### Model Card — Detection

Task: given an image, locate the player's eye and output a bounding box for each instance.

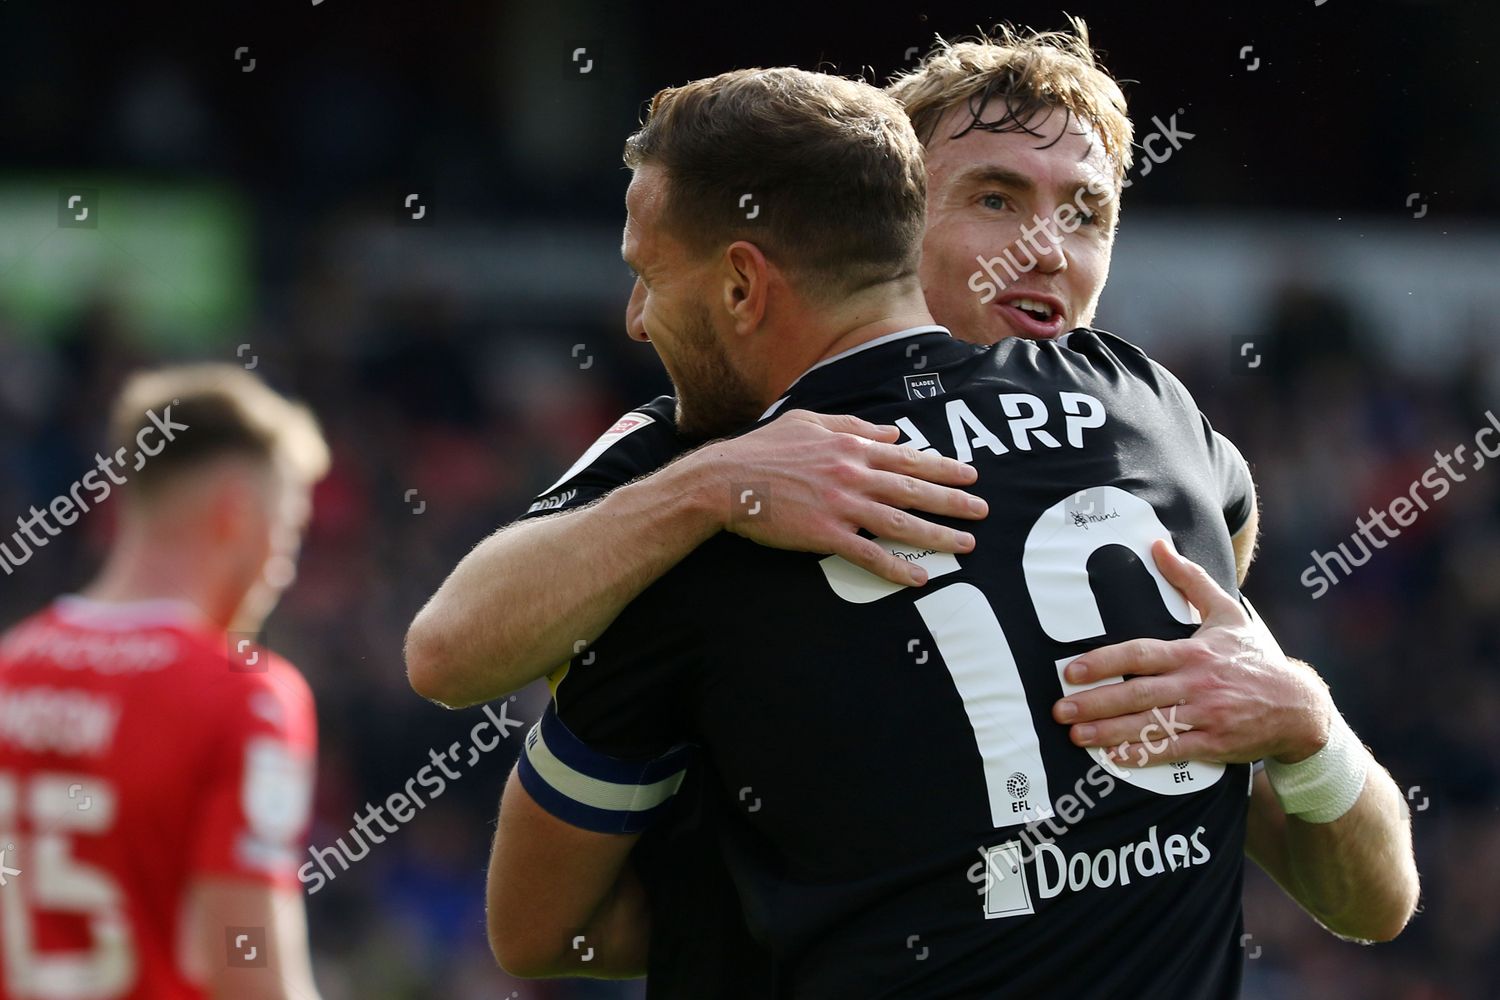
[1077,201,1115,230]
[979,192,1010,212]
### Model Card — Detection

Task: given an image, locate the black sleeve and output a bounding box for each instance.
[517,395,685,520]
[1202,421,1255,536]
[515,569,701,834]
[1092,331,1254,536]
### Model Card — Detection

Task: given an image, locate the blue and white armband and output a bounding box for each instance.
[517,703,694,834]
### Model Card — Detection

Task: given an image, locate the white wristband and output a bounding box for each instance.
[1263,712,1371,823]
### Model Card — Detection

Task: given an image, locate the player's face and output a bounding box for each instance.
[622,165,763,439]
[919,100,1119,345]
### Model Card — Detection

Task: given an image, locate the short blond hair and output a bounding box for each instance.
[109,364,330,494]
[886,17,1133,185]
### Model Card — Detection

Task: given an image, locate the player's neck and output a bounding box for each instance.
[82,530,239,630]
[762,292,936,404]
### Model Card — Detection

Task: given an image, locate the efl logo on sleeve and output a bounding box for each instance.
[904,373,945,400]
[607,414,649,435]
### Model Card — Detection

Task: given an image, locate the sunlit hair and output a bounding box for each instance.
[109,364,330,498]
[886,16,1134,187]
[623,67,926,302]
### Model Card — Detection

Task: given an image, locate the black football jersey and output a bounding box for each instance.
[519,326,1256,998]
[628,760,775,999]
[516,396,770,998]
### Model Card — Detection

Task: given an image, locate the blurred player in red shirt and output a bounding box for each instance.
[0,365,329,999]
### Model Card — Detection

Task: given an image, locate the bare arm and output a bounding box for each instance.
[1230,493,1258,585]
[1238,477,1416,938]
[407,410,985,708]
[180,879,323,1000]
[1245,765,1418,942]
[1057,539,1418,943]
[487,768,645,978]
[408,455,722,708]
[1231,496,1419,940]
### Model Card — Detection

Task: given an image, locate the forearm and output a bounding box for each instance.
[407,452,725,707]
[1247,764,1419,942]
[529,867,651,979]
[488,769,645,979]
[187,882,324,1000]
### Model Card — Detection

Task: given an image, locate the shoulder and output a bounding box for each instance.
[972,327,1191,404]
[0,607,58,657]
[1003,327,1158,377]
[586,395,682,467]
[545,395,680,480]
[623,394,678,424]
[179,633,318,747]
[524,396,684,516]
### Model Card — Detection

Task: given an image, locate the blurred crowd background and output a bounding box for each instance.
[1,1,1496,997]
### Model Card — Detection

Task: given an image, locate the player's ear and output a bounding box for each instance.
[722,240,770,336]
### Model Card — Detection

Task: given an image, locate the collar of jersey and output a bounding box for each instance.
[54,594,210,631]
[759,324,952,422]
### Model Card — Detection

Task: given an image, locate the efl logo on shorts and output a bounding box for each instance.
[904,373,945,400]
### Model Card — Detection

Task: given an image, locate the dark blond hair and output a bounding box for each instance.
[110,364,329,496]
[887,17,1133,185]
[624,67,926,300]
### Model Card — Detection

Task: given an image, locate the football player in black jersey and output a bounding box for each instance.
[410,21,1418,997]
[474,61,1413,996]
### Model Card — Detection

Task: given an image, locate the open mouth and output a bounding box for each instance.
[996,294,1067,338]
[1012,298,1055,323]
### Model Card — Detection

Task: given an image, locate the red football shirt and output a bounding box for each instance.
[0,597,317,1000]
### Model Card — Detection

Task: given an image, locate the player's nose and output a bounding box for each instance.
[1033,229,1067,275]
[625,280,650,342]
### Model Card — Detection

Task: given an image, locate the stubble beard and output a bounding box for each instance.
[670,303,764,442]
